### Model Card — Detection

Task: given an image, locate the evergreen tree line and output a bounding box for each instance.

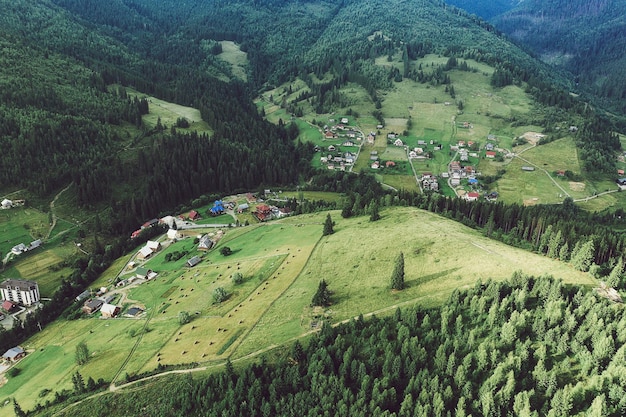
[48,274,626,416]
[307,171,626,270]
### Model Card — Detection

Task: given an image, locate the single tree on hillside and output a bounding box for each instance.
[323,213,334,236]
[75,341,89,365]
[369,200,381,222]
[391,252,405,290]
[312,279,331,307]
[213,287,229,303]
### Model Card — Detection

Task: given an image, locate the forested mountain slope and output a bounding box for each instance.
[492,0,626,112]
[444,0,520,20]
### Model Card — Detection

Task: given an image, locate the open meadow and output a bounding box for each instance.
[1,207,598,409]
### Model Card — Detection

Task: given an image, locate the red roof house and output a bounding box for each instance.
[486,151,496,158]
[2,300,17,312]
[188,210,201,221]
[466,192,480,201]
[255,204,273,221]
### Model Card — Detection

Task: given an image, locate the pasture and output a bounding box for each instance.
[218,41,248,82]
[122,87,212,134]
[3,207,599,409]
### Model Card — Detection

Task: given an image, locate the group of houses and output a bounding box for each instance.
[253,204,292,222]
[11,239,42,256]
[421,173,440,191]
[137,240,161,260]
[1,199,25,210]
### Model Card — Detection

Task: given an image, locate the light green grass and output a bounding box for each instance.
[218,41,248,82]
[6,208,598,408]
[121,86,212,134]
[234,207,595,357]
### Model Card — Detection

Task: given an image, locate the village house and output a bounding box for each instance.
[394,138,404,147]
[254,204,273,221]
[76,289,91,302]
[125,307,143,318]
[141,218,159,229]
[2,300,17,313]
[340,117,349,124]
[188,210,201,221]
[486,151,496,158]
[465,192,480,201]
[101,303,120,318]
[324,131,336,139]
[3,346,26,362]
[451,173,461,187]
[198,234,214,251]
[187,256,202,268]
[409,150,418,159]
[0,279,40,307]
[82,299,104,315]
[137,240,161,260]
[167,228,180,240]
[1,199,12,209]
[237,203,249,213]
[11,243,27,255]
[371,161,380,169]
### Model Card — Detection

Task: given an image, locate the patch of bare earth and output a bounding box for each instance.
[523,198,540,206]
[521,132,545,145]
[569,182,585,192]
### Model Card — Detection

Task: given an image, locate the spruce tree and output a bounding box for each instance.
[369,200,381,222]
[312,280,331,306]
[323,213,334,236]
[391,252,405,290]
[607,258,624,288]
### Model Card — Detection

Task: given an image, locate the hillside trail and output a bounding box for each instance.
[46,183,72,240]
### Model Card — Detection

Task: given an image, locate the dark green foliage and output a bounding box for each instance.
[311,279,331,307]
[47,274,626,416]
[13,399,26,417]
[322,213,334,236]
[178,311,190,325]
[7,367,21,377]
[219,246,232,256]
[213,287,228,304]
[75,342,89,365]
[391,252,405,290]
[72,371,85,393]
[231,272,244,285]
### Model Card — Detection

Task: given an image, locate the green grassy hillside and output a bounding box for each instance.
[1,207,597,410]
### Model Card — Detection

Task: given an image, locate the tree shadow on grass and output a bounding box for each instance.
[407,267,461,288]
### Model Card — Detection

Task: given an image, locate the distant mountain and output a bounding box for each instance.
[492,0,626,112]
[444,0,521,20]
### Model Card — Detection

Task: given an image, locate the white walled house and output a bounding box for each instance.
[0,279,40,306]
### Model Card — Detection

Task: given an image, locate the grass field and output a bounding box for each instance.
[121,86,213,135]
[218,41,248,82]
[2,207,599,409]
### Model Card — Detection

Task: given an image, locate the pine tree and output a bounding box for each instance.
[75,341,89,365]
[570,239,594,272]
[369,200,381,222]
[323,213,334,236]
[391,252,405,290]
[607,258,623,288]
[312,280,331,306]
